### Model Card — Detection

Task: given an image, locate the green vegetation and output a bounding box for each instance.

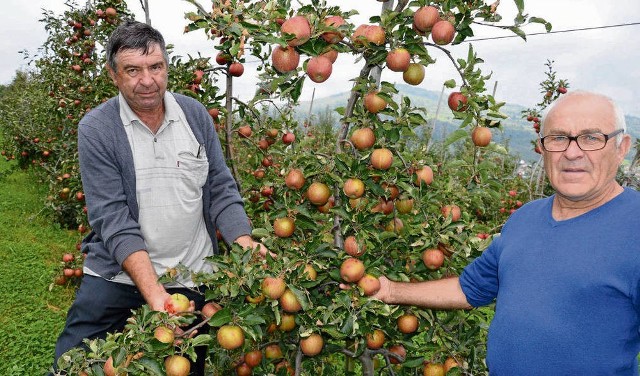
[0,160,77,376]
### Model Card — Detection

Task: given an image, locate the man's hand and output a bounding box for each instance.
[234,235,273,257]
[370,275,392,303]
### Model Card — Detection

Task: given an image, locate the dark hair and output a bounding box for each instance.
[106,20,169,71]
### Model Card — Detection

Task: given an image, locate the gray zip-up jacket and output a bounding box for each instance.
[78,93,251,280]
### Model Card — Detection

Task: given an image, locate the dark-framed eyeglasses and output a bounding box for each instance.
[539,129,624,152]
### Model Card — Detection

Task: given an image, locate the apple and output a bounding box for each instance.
[358,274,381,296]
[272,45,300,73]
[238,125,252,138]
[370,148,393,170]
[306,182,331,206]
[306,56,333,83]
[395,198,414,214]
[300,333,324,356]
[62,253,75,262]
[216,52,232,65]
[363,91,387,113]
[302,263,317,280]
[471,126,492,147]
[317,196,335,213]
[447,91,468,111]
[441,204,461,221]
[397,313,419,334]
[340,257,365,283]
[413,6,440,32]
[165,355,190,376]
[350,127,376,150]
[217,324,245,350]
[381,182,400,199]
[105,7,117,18]
[257,138,269,150]
[261,276,286,299]
[389,344,406,364]
[154,325,175,344]
[557,86,568,94]
[352,24,385,46]
[443,357,461,373]
[403,63,425,85]
[201,301,223,319]
[275,360,294,376]
[320,47,339,63]
[279,288,302,312]
[285,168,306,190]
[385,218,404,234]
[282,131,296,144]
[244,350,263,367]
[193,69,204,84]
[422,248,445,270]
[366,329,385,349]
[431,20,456,45]
[278,312,296,331]
[264,343,283,359]
[229,62,244,77]
[235,362,252,376]
[208,107,220,120]
[164,293,190,314]
[322,15,346,43]
[343,178,365,199]
[386,48,411,72]
[422,363,445,376]
[372,198,394,215]
[343,235,366,257]
[414,165,433,186]
[273,217,295,238]
[281,15,311,46]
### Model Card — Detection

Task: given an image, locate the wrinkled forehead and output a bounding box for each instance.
[543,94,616,134]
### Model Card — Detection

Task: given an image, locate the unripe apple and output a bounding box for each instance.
[395,198,414,214]
[262,276,287,299]
[422,248,445,270]
[273,217,295,238]
[350,127,376,150]
[306,56,333,83]
[431,20,456,45]
[272,45,300,73]
[403,63,425,86]
[217,324,245,350]
[300,333,324,356]
[471,126,492,147]
[386,48,411,72]
[370,148,393,170]
[340,257,365,283]
[281,15,311,46]
[363,91,387,113]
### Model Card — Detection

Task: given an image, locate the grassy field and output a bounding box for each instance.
[0,160,78,375]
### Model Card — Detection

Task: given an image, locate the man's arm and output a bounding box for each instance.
[121,250,170,311]
[372,276,472,310]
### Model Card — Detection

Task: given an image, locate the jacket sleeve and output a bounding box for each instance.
[78,112,147,266]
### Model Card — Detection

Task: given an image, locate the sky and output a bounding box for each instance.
[2,0,639,116]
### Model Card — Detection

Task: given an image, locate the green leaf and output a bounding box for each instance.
[444,129,468,147]
[137,356,164,375]
[507,26,527,40]
[512,0,524,13]
[443,79,457,89]
[208,307,233,327]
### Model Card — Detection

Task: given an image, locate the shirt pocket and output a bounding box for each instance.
[177,150,209,192]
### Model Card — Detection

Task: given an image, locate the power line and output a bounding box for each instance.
[466,22,640,42]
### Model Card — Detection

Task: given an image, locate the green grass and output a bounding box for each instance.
[0,161,78,376]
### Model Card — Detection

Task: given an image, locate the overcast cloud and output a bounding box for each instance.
[2,0,639,116]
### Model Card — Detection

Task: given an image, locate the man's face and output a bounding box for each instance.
[107,43,168,114]
[540,94,630,203]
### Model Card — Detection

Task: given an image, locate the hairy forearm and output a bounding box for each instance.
[121,250,169,311]
[385,277,472,310]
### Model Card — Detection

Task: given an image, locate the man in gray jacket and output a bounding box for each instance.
[51,20,266,375]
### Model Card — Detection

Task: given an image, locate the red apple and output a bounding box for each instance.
[278,312,296,332]
[201,301,223,319]
[282,131,296,144]
[306,56,333,83]
[471,126,492,147]
[262,276,287,299]
[272,45,300,73]
[358,274,381,296]
[343,178,365,199]
[350,127,376,150]
[164,293,190,314]
[285,168,306,190]
[273,217,295,238]
[414,165,433,186]
[244,350,263,367]
[300,333,324,356]
[370,148,393,170]
[320,48,339,63]
[441,204,461,221]
[386,48,411,72]
[154,325,175,344]
[397,313,419,334]
[322,15,346,43]
[413,6,440,32]
[364,91,387,114]
[165,355,190,376]
[279,288,302,312]
[447,91,468,111]
[366,329,385,349]
[431,20,456,45]
[340,257,365,283]
[229,62,244,77]
[264,344,283,359]
[217,324,245,350]
[343,235,366,257]
[238,125,252,138]
[281,15,311,46]
[422,248,445,270]
[216,52,232,65]
[389,344,406,364]
[306,182,331,206]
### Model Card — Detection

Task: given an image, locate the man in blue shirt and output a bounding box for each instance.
[373,90,640,375]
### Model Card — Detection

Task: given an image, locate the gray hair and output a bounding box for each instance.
[541,90,627,147]
[106,20,169,71]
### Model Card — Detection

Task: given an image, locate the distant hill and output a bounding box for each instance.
[296,84,640,162]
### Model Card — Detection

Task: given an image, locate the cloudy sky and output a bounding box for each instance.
[2,0,639,116]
